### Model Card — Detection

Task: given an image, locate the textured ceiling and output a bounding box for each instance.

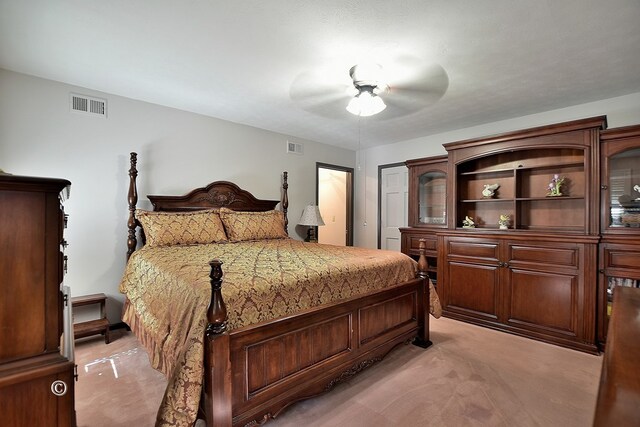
[1,0,639,150]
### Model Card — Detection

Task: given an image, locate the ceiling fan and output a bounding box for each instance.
[290,56,449,120]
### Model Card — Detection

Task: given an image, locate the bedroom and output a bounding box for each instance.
[1,1,639,426]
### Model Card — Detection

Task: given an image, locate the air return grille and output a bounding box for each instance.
[70,93,107,117]
[286,141,303,155]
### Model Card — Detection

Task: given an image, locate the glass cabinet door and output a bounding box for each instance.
[418,171,446,225]
[606,147,640,228]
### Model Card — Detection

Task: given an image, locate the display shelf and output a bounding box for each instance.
[460,198,513,203]
[516,165,585,199]
[456,157,589,232]
[439,116,606,353]
[515,196,584,201]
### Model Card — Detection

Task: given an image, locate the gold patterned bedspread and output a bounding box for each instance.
[119,239,441,427]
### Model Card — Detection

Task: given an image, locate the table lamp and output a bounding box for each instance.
[298,204,325,242]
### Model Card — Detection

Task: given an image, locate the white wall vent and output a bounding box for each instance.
[287,141,303,155]
[70,93,107,118]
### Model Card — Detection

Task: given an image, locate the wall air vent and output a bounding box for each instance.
[70,93,107,118]
[286,141,303,155]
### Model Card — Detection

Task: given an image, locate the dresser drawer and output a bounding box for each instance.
[445,237,500,263]
[400,230,437,257]
[508,244,579,269]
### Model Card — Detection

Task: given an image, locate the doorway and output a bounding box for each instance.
[378,163,408,251]
[316,163,354,246]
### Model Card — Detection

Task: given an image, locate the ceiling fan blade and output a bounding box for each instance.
[290,69,354,119]
[298,97,356,119]
[387,63,449,94]
[373,62,449,119]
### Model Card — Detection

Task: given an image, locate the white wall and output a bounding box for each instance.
[354,92,640,249]
[0,68,355,323]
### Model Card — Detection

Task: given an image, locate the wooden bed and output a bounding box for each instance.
[123,152,433,427]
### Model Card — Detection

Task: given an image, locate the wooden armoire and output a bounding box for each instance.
[0,174,75,426]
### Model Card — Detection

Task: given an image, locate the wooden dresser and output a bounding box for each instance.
[0,174,75,426]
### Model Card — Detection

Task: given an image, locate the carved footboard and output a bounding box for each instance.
[202,244,431,427]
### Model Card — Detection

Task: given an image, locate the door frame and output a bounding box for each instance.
[377,162,407,249]
[316,163,355,246]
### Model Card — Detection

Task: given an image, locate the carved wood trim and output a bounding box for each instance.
[206,260,228,336]
[126,152,138,261]
[282,171,289,234]
[324,357,383,392]
[148,181,279,212]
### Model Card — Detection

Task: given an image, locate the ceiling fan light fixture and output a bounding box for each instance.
[346,87,386,117]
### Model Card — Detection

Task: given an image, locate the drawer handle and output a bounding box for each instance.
[51,380,68,396]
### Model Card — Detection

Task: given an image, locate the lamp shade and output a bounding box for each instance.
[346,90,386,117]
[298,205,325,226]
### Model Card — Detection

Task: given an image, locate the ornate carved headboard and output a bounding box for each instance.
[126,152,289,259]
[148,181,280,212]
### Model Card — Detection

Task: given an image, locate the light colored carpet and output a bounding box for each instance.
[74,317,602,426]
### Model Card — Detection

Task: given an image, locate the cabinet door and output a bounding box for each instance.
[598,244,640,345]
[0,191,47,362]
[601,143,640,233]
[417,169,446,226]
[0,361,75,427]
[442,237,502,322]
[503,242,583,340]
[407,157,447,228]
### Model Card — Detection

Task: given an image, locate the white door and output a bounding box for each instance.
[380,165,408,251]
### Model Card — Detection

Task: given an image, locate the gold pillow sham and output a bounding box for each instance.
[219,208,288,241]
[136,209,228,247]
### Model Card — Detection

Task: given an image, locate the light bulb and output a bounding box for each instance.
[346,90,386,117]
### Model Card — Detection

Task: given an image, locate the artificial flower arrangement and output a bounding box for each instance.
[498,214,510,229]
[547,174,565,197]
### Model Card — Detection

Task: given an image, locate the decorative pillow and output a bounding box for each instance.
[136,209,228,247]
[219,208,288,242]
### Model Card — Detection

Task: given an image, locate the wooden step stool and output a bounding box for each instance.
[71,293,110,344]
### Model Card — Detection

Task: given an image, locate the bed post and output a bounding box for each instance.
[126,152,138,261]
[203,260,232,427]
[282,171,289,234]
[416,238,429,280]
[413,239,432,348]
